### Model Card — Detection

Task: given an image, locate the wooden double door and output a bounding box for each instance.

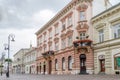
[100,59,105,72]
[48,60,52,74]
[80,54,87,74]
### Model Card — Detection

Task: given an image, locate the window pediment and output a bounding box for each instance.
[95,23,106,29]
[76,22,88,32]
[61,33,66,39]
[48,41,52,45]
[66,29,73,36]
[54,37,59,42]
[77,3,88,11]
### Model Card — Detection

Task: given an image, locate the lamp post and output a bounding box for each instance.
[4,34,15,78]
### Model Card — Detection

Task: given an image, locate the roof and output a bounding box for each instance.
[35,0,92,35]
[13,48,30,57]
[92,2,120,20]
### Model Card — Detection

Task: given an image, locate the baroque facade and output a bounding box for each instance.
[92,3,120,74]
[36,0,94,75]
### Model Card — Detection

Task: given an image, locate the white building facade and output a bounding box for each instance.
[92,3,120,74]
[24,47,37,74]
[13,49,30,74]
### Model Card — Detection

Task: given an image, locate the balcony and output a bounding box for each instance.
[42,50,54,59]
[73,39,92,53]
[73,39,92,47]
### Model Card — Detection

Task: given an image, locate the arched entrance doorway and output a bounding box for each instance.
[80,54,87,74]
[98,55,105,73]
[48,60,52,74]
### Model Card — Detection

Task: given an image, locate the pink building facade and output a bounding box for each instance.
[36,0,94,75]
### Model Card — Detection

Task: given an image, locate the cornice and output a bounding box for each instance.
[92,3,120,24]
[94,38,120,50]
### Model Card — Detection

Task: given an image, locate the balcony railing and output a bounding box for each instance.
[42,50,54,59]
[73,39,92,53]
[73,39,92,47]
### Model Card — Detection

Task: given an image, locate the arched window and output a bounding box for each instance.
[62,57,65,70]
[68,56,72,70]
[55,59,58,71]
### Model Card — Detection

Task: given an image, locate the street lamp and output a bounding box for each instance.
[4,34,15,78]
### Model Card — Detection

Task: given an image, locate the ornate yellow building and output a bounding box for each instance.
[92,3,120,74]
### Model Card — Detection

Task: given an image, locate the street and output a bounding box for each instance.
[0,74,120,80]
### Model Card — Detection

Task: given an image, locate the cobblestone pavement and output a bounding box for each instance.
[0,74,120,80]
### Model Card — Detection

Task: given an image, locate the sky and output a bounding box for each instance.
[0,0,120,59]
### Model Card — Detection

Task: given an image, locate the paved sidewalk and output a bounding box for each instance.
[0,74,120,80]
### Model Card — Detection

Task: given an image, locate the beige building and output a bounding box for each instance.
[13,48,30,74]
[92,3,120,74]
[24,46,37,74]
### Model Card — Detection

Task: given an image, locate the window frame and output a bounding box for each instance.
[62,57,65,71]
[68,56,72,70]
[79,11,86,21]
[98,29,104,43]
[55,59,58,71]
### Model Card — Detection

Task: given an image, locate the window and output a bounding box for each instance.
[80,11,85,21]
[112,24,120,38]
[99,29,104,42]
[55,42,59,51]
[80,33,86,40]
[38,37,42,45]
[61,39,66,49]
[55,59,58,71]
[49,44,52,51]
[44,46,47,52]
[55,25,59,34]
[62,57,65,70]
[62,21,66,31]
[44,34,47,41]
[49,31,52,38]
[115,57,120,70]
[38,38,40,44]
[68,36,72,46]
[68,56,72,70]
[68,16,72,26]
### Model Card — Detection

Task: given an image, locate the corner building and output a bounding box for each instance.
[36,0,94,75]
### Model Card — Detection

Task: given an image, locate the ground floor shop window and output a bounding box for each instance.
[62,57,65,70]
[115,57,120,70]
[68,56,72,70]
[55,59,58,71]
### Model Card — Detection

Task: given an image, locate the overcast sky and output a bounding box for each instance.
[0,0,119,59]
